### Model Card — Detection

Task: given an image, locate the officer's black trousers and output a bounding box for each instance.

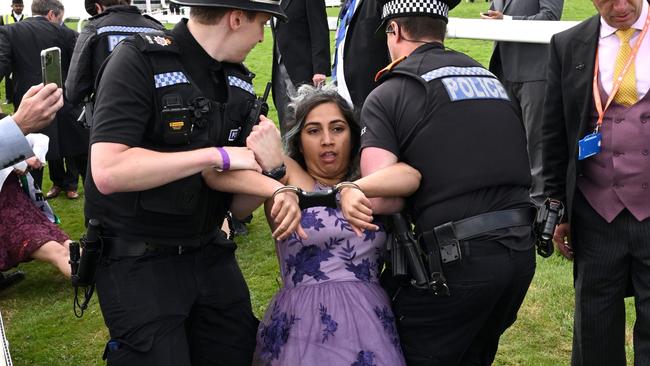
[95,242,258,366]
[384,241,535,366]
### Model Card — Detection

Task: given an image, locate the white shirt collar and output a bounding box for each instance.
[600,0,649,38]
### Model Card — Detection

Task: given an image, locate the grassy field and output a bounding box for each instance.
[0,1,639,365]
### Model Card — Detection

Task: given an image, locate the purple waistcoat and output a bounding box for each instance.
[577,85,650,223]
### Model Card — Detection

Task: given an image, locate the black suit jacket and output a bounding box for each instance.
[0,17,88,159]
[342,0,389,111]
[541,15,600,220]
[272,0,330,86]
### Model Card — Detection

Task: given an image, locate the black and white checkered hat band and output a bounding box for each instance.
[382,0,449,19]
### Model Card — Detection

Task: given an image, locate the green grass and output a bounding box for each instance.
[2,1,638,365]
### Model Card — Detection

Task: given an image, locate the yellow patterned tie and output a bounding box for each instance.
[613,28,638,107]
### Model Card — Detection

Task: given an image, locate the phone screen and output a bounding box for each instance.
[41,47,62,88]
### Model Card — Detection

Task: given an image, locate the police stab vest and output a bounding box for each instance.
[376,43,531,216]
[104,32,258,241]
[91,7,162,54]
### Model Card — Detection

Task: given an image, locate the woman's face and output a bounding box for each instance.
[300,102,353,184]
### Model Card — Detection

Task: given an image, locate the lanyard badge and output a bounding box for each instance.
[578,131,602,160]
[583,11,650,160]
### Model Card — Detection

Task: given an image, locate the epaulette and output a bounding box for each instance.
[132,32,180,54]
[374,56,407,82]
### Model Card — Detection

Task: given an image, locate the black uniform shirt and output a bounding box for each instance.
[85,20,229,239]
[360,45,533,249]
[90,19,226,147]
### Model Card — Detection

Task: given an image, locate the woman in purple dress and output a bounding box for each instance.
[250,85,420,366]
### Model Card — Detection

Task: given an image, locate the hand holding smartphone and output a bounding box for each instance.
[40,47,62,88]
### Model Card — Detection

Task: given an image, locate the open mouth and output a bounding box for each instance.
[320,151,337,163]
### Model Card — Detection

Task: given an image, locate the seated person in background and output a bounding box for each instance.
[205,84,420,365]
[0,132,71,278]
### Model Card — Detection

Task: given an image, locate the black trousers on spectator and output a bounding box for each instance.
[272,60,296,135]
[95,238,258,366]
[30,168,44,190]
[571,191,650,366]
[502,79,546,205]
[4,75,13,103]
[383,242,535,366]
[48,155,87,191]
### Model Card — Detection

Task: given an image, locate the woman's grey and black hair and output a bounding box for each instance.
[283,83,360,181]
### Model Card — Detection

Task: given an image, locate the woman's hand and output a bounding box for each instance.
[270,190,307,241]
[339,187,379,237]
[246,117,284,172]
[26,156,43,170]
[14,157,42,175]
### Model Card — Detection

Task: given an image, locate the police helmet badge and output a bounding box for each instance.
[154,36,172,46]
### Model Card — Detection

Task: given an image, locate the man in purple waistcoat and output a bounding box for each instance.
[542,0,650,364]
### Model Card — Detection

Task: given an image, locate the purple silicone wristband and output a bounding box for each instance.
[216,147,230,171]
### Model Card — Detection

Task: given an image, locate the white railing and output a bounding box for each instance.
[325,16,580,44]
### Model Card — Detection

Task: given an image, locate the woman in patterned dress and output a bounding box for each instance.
[0,134,71,278]
[250,84,421,366]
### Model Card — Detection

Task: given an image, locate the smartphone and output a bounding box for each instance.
[40,47,62,88]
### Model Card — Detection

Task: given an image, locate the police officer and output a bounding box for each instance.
[359,0,537,364]
[66,0,163,108]
[85,1,292,364]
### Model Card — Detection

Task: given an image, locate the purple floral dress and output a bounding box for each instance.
[253,183,406,366]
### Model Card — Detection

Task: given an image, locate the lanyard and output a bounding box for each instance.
[592,11,650,131]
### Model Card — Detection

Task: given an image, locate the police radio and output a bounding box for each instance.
[236,82,271,145]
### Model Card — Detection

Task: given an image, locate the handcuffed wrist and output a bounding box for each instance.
[272,185,301,200]
[334,181,362,193]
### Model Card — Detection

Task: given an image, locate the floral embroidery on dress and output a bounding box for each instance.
[259,303,300,364]
[285,232,305,247]
[285,245,333,285]
[324,207,354,232]
[351,350,377,366]
[319,303,338,343]
[374,306,401,350]
[301,209,325,231]
[339,240,372,282]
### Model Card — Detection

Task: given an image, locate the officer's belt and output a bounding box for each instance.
[419,207,535,268]
[102,236,210,258]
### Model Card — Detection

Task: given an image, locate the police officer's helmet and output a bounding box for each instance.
[378,0,461,25]
[170,0,287,21]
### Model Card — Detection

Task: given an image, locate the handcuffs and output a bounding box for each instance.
[272,182,361,210]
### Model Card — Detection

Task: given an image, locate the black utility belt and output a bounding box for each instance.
[420,207,536,264]
[102,237,201,258]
